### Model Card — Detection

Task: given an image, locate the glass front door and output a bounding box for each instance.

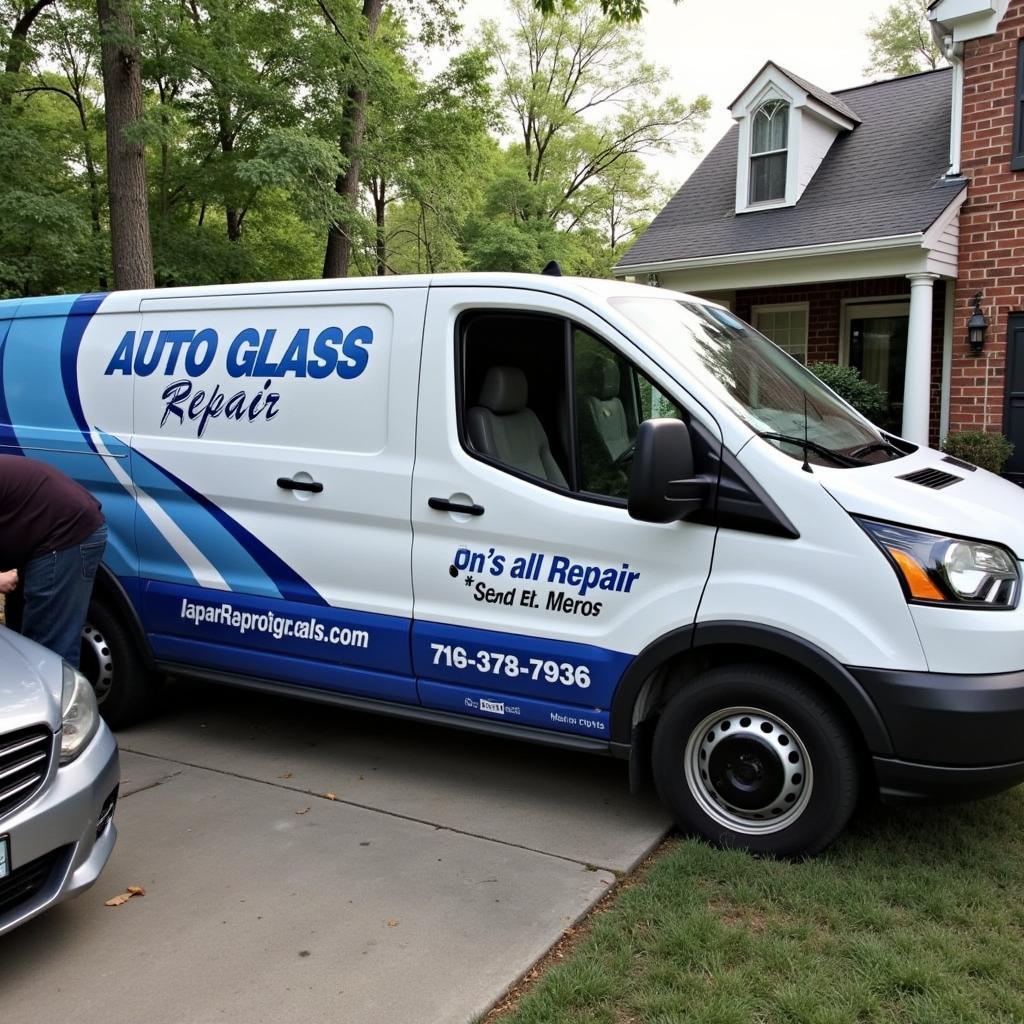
[847,303,910,434]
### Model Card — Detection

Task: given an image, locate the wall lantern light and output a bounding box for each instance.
[967,292,989,356]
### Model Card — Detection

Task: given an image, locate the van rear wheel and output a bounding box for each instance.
[651,664,859,858]
[80,602,157,730]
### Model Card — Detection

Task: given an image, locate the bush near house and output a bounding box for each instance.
[942,431,1015,474]
[808,362,889,423]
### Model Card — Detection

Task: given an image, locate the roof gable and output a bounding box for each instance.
[729,61,862,126]
[617,68,965,271]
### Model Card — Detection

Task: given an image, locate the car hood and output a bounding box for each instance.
[818,448,1024,559]
[0,625,62,732]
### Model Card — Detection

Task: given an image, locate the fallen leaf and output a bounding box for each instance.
[279,772,293,779]
[105,886,145,907]
[295,806,311,815]
[324,792,337,801]
[386,918,399,928]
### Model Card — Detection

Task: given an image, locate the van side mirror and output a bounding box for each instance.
[628,419,710,524]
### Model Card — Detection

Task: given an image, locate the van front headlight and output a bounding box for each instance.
[857,519,1020,609]
[60,663,100,764]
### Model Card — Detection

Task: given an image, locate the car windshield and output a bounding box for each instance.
[611,296,888,465]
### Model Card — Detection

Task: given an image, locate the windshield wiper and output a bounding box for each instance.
[758,432,866,468]
[848,441,903,459]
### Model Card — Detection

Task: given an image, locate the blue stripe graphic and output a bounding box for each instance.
[130,446,325,605]
[60,292,107,455]
[0,314,21,452]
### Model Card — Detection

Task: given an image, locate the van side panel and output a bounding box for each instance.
[76,287,427,703]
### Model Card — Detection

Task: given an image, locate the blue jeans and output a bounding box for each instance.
[22,524,107,667]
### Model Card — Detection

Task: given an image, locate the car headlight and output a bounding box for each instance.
[857,519,1021,609]
[61,663,99,764]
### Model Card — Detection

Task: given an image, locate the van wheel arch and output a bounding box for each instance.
[83,566,160,728]
[614,623,893,788]
[90,565,155,669]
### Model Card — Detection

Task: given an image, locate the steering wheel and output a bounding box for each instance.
[613,440,636,468]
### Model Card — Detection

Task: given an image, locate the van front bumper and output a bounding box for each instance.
[853,666,1024,802]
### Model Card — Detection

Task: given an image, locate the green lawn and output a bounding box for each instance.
[492,789,1024,1024]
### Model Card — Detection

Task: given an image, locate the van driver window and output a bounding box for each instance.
[458,312,680,503]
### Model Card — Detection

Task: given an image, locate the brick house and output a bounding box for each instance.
[614,0,1024,482]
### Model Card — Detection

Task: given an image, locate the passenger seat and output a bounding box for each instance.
[466,366,567,487]
[579,354,630,461]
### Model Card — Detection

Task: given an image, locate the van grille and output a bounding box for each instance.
[0,727,52,819]
[897,467,963,490]
[0,846,66,919]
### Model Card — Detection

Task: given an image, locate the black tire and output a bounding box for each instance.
[651,663,860,858]
[80,601,158,729]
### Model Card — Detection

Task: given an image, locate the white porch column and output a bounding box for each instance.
[902,273,939,445]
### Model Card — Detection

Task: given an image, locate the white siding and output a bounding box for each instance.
[797,114,841,199]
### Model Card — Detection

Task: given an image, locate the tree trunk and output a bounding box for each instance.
[97,0,153,290]
[322,0,384,279]
[374,180,386,276]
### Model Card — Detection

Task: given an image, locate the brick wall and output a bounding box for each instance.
[953,0,1024,435]
[734,278,946,443]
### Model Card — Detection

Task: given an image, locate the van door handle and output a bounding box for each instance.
[277,476,324,494]
[428,497,485,516]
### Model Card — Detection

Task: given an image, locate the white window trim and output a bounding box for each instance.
[751,301,810,362]
[749,101,790,206]
[838,298,910,366]
[735,83,800,214]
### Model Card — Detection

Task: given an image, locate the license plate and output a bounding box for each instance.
[0,836,8,879]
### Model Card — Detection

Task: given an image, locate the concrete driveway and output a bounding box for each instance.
[0,682,669,1024]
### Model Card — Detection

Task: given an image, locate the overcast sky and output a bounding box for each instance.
[450,0,908,187]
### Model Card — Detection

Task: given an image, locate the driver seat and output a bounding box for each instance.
[466,366,567,487]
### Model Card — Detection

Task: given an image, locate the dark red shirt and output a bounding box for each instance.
[0,455,104,567]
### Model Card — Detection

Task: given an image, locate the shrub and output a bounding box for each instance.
[941,431,1015,474]
[807,362,889,422]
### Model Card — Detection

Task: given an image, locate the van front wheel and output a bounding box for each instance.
[651,665,859,858]
[80,602,157,730]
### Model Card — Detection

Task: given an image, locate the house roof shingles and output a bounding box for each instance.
[616,67,966,270]
[729,61,862,124]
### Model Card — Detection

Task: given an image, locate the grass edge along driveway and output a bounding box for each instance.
[485,789,1024,1024]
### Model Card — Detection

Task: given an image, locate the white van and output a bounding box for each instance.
[2,273,1022,856]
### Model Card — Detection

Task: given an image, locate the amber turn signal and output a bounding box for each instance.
[886,548,946,602]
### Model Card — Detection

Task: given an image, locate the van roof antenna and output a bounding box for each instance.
[541,260,562,277]
[802,394,813,473]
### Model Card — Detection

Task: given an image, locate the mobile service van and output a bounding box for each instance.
[1,273,1022,856]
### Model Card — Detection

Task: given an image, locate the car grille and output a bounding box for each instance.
[0,846,66,920]
[0,727,53,819]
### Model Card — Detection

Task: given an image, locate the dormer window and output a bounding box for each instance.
[730,62,860,216]
[750,100,789,204]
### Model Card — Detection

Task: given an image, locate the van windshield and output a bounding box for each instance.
[611,296,894,467]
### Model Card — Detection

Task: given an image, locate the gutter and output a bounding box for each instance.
[613,232,925,277]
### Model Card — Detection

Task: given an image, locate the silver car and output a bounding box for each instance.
[0,624,119,936]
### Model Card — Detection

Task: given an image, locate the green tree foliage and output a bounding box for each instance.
[475,0,708,273]
[864,0,945,79]
[0,0,701,294]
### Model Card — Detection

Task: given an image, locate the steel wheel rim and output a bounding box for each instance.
[80,623,114,704]
[684,706,813,835]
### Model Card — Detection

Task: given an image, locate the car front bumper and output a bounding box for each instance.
[853,666,1024,802]
[0,723,119,937]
